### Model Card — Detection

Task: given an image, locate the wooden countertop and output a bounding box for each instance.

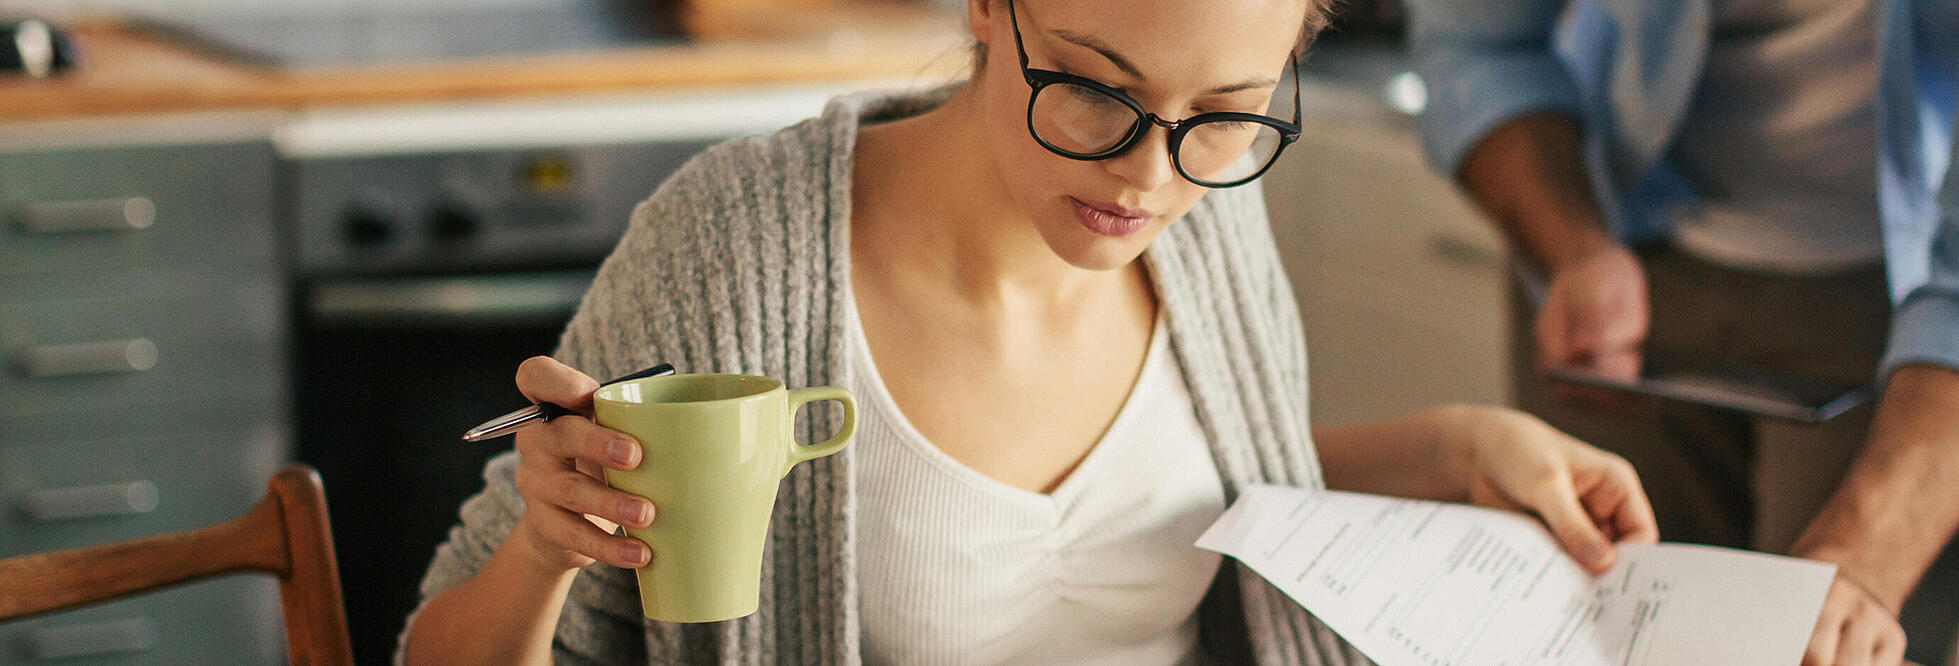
[0,2,970,121]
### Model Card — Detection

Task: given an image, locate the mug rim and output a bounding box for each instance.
[593,373,784,406]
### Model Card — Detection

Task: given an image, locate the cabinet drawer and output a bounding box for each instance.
[0,142,276,276]
[0,263,286,427]
[0,575,283,665]
[0,425,285,558]
[0,400,285,460]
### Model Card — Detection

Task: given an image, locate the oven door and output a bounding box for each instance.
[294,269,589,662]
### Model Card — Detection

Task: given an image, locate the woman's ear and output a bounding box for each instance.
[966,0,996,49]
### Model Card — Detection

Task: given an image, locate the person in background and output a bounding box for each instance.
[1403,0,1959,664]
[395,0,1661,663]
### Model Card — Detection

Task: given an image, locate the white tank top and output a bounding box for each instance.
[846,300,1225,666]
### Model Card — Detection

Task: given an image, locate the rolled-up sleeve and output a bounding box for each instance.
[1880,105,1959,378]
[1404,0,1585,177]
[1885,285,1959,376]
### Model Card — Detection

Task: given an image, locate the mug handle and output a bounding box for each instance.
[783,386,857,475]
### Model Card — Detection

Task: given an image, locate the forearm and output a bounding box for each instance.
[1791,364,1959,611]
[1315,404,1474,502]
[1457,112,1618,273]
[402,527,580,665]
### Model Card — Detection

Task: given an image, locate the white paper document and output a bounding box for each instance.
[1196,485,1836,666]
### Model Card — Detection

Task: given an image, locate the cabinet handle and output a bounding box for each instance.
[307,270,593,325]
[14,197,156,233]
[19,480,160,522]
[12,337,159,378]
[27,617,160,659]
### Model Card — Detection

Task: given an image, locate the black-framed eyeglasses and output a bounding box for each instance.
[1005,0,1302,188]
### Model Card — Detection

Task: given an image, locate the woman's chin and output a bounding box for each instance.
[1038,222,1162,271]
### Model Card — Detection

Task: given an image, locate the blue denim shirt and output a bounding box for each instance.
[1405,0,1959,381]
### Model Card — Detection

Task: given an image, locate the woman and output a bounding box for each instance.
[400,0,1657,663]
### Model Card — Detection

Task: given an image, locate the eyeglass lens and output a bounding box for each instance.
[1029,83,1287,185]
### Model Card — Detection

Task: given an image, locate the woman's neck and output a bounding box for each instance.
[852,86,1132,315]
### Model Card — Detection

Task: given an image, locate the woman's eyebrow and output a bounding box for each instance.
[1203,77,1278,96]
[1051,28,1145,80]
[1049,28,1277,96]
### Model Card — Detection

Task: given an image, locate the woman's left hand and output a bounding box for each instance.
[1449,405,1660,573]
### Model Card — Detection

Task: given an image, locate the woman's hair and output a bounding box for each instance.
[969,0,1334,73]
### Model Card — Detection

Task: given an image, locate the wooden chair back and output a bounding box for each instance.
[0,465,353,666]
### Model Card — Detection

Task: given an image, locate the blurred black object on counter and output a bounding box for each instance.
[2,18,78,77]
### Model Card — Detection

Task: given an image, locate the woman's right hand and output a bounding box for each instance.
[401,358,653,665]
[507,356,656,573]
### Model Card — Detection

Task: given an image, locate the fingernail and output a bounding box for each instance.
[1583,541,1611,567]
[608,439,637,467]
[621,544,650,566]
[619,499,651,526]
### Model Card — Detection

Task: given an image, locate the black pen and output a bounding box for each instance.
[461,362,676,442]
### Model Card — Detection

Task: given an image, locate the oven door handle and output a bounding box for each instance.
[305,270,595,327]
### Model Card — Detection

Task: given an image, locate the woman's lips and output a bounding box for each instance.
[1069,197,1151,238]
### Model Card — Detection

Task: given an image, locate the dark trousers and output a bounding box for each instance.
[1508,244,1959,663]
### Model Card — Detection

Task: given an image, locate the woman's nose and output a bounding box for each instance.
[1101,124,1178,192]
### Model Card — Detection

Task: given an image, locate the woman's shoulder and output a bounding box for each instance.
[612,85,959,265]
[605,119,844,284]
[559,88,956,378]
[638,85,955,220]
[637,118,841,220]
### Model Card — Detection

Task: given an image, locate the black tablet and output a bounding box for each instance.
[1546,363,1872,423]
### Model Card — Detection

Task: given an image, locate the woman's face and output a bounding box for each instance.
[968,0,1308,271]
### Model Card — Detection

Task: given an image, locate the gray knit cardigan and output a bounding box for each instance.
[406,87,1370,666]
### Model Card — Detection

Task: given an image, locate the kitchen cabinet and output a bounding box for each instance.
[0,125,288,665]
[1262,49,1512,426]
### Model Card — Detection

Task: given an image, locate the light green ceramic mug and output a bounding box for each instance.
[592,373,856,623]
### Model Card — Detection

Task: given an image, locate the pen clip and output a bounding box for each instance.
[534,362,676,423]
[536,361,678,422]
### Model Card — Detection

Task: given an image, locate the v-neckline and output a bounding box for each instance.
[843,290,1169,510]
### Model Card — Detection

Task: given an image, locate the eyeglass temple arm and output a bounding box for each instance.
[1288,52,1302,129]
[1006,0,1033,72]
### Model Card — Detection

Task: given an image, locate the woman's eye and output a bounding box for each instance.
[1066,85,1119,105]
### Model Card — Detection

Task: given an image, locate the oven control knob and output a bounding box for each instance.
[343,207,394,246]
[427,203,479,241]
